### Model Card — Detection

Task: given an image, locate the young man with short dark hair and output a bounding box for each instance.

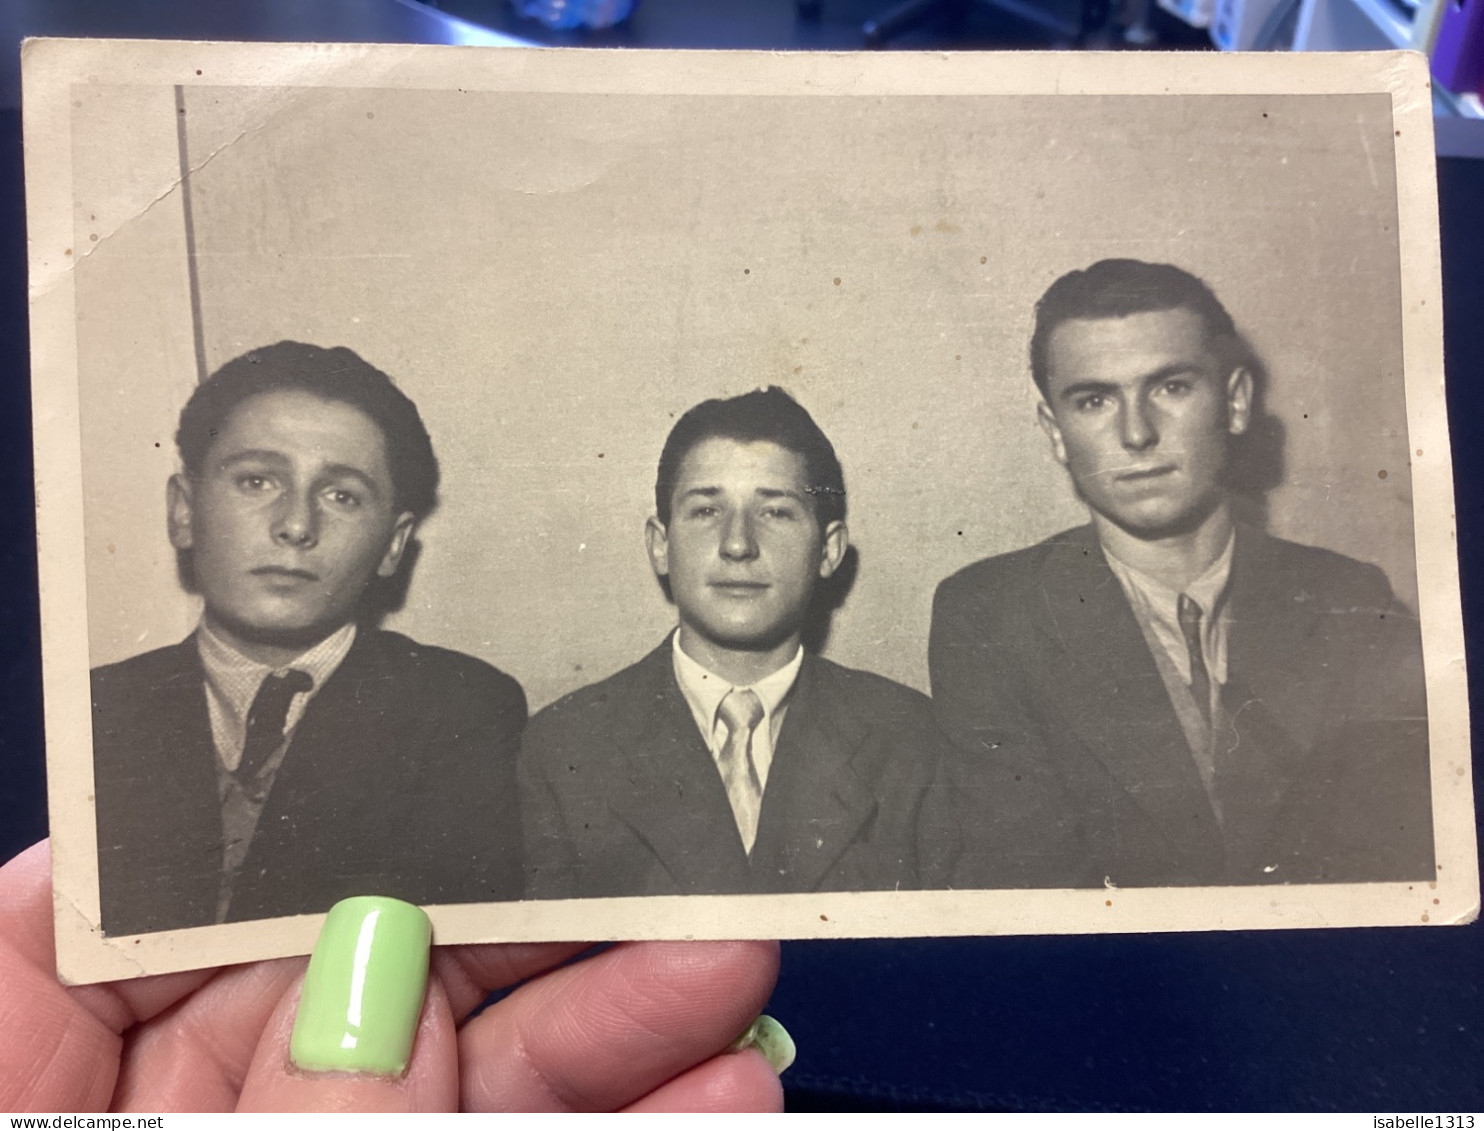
[931,259,1434,888]
[521,388,954,898]
[92,341,526,935]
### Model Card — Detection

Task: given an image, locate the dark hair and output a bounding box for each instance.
[1029,260,1244,398]
[654,387,846,530]
[176,341,439,519]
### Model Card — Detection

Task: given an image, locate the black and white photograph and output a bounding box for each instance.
[22,40,1476,983]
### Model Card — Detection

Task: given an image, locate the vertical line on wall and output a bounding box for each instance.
[174,84,208,385]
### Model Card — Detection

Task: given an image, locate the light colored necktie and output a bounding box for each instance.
[1177,594,1212,727]
[716,687,766,854]
[1178,593,1227,823]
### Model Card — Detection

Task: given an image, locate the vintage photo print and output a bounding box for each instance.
[22,40,1477,983]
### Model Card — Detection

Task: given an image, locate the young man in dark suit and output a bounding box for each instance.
[930,259,1435,888]
[91,342,526,935]
[521,388,954,899]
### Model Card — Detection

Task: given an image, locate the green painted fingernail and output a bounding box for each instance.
[731,1014,796,1075]
[289,896,431,1076]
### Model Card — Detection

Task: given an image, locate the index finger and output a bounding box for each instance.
[458,939,782,1112]
[0,841,218,1112]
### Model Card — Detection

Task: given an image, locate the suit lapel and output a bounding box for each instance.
[266,630,387,803]
[603,643,754,892]
[1226,527,1325,736]
[236,630,391,906]
[1219,528,1316,871]
[1037,529,1226,865]
[139,641,226,929]
[750,656,880,892]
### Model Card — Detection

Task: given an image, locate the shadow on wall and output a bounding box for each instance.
[803,543,859,656]
[1228,335,1287,533]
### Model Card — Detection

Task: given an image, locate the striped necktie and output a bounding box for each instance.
[236,669,312,793]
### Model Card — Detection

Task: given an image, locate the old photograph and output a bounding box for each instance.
[22,41,1476,983]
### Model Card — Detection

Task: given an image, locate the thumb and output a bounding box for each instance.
[237,898,456,1112]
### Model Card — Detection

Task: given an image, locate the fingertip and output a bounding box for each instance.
[289,897,430,1076]
[633,938,781,1008]
[738,937,784,972]
[237,898,456,1112]
[457,937,786,1112]
[622,939,782,1055]
[714,1046,788,1111]
[730,1014,796,1075]
[729,1047,788,1112]
[623,1048,786,1113]
[715,939,783,1021]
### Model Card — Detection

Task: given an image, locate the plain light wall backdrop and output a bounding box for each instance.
[75,84,1416,711]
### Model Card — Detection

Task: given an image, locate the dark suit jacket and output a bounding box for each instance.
[519,641,958,899]
[929,525,1435,888]
[91,628,527,935]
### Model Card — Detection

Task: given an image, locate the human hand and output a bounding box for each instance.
[0,841,788,1112]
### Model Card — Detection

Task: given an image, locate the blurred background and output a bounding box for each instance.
[1,0,1481,1112]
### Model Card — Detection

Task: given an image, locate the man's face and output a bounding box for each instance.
[169,389,414,662]
[1037,306,1251,539]
[645,437,846,668]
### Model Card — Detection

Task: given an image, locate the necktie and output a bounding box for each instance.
[1177,593,1211,726]
[716,687,766,854]
[236,669,313,792]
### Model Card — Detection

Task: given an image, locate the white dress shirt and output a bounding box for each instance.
[671,632,803,805]
[1103,532,1235,690]
[1103,534,1236,819]
[196,619,357,920]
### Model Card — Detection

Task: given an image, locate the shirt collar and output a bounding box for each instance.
[197,618,358,726]
[671,631,803,737]
[1102,531,1235,684]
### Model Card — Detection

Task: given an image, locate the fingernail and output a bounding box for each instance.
[731,1014,796,1075]
[289,896,431,1076]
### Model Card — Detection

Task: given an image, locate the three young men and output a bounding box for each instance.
[91,342,526,935]
[519,389,956,898]
[96,262,1438,927]
[930,260,1435,888]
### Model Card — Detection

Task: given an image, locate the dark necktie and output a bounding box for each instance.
[236,669,313,791]
[1177,594,1211,726]
[717,688,766,854]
